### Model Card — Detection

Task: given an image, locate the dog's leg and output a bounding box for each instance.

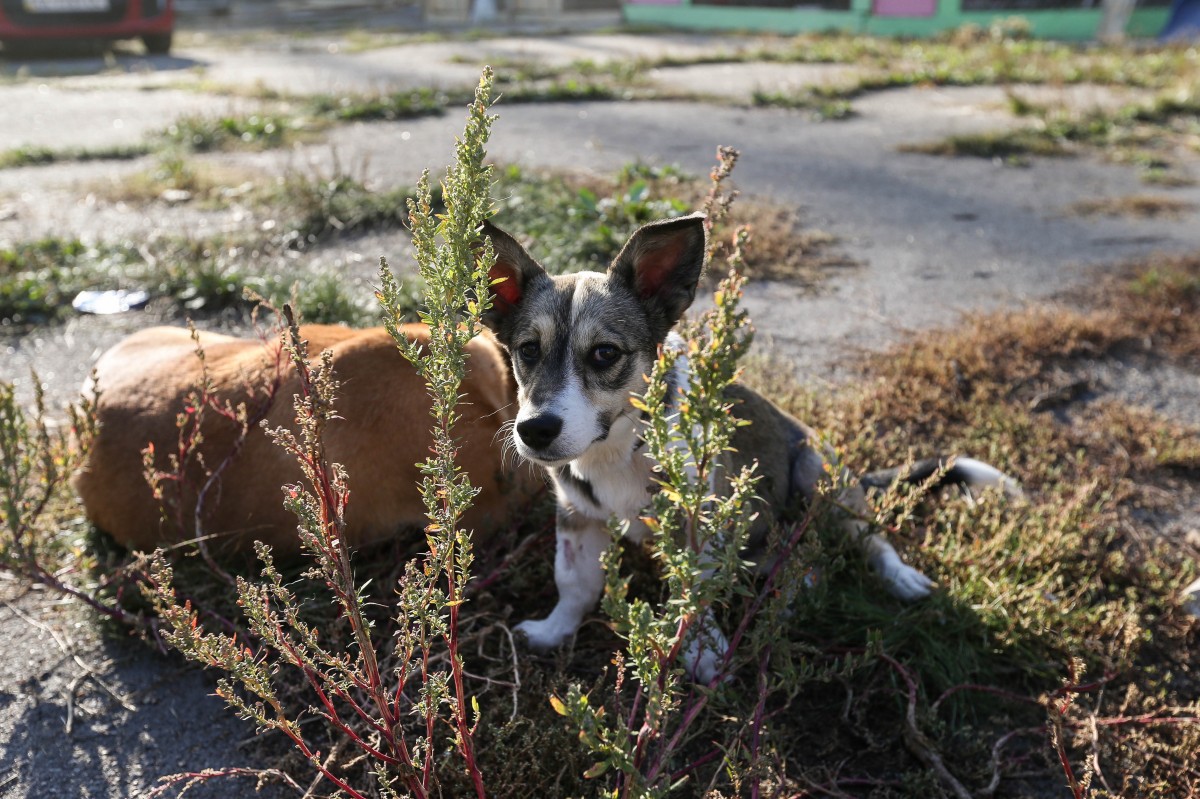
[792,443,934,600]
[681,609,729,684]
[838,482,934,600]
[516,509,610,650]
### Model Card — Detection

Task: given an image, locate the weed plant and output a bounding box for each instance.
[903,85,1200,180]
[144,69,501,799]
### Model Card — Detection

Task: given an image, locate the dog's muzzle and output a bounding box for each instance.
[516,414,563,451]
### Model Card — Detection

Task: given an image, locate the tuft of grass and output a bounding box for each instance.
[751,88,854,119]
[268,171,422,247]
[301,87,449,122]
[491,163,691,275]
[900,127,1071,163]
[737,251,1200,795]
[0,142,152,170]
[0,233,376,326]
[906,87,1200,178]
[1069,194,1197,219]
[93,153,265,207]
[162,112,312,152]
[492,162,849,285]
[0,238,144,324]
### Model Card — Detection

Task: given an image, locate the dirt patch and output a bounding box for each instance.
[0,586,292,799]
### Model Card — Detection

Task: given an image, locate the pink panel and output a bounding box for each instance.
[872,0,936,16]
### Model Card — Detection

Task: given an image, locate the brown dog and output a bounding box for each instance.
[75,323,534,555]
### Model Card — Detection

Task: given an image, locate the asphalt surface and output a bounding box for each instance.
[1,24,1199,798]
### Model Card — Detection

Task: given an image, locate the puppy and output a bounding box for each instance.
[479,213,1020,680]
[75,324,537,555]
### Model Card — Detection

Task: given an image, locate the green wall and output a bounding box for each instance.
[622,1,1171,41]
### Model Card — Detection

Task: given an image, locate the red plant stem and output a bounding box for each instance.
[271,618,415,779]
[1052,661,1086,799]
[880,653,973,799]
[283,318,430,799]
[668,747,723,783]
[932,683,1044,713]
[644,513,815,786]
[749,646,773,799]
[274,718,372,799]
[1053,673,1116,698]
[191,346,284,584]
[144,767,304,799]
[421,643,436,792]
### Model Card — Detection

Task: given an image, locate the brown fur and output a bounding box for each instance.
[74,324,538,555]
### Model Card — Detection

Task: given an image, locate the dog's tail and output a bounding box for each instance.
[860,457,1024,498]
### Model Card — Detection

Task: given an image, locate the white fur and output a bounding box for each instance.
[516,337,937,679]
[1182,576,1200,619]
[515,519,610,649]
[954,457,1025,498]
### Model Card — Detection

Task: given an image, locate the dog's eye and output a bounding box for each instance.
[517,341,541,362]
[589,345,620,368]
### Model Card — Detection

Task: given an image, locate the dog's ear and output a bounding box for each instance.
[608,213,707,335]
[477,220,546,334]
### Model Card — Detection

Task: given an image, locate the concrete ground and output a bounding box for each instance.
[1,20,1199,798]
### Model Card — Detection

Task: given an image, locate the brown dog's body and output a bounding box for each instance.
[75,324,533,555]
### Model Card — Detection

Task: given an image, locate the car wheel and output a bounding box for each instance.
[142,32,172,55]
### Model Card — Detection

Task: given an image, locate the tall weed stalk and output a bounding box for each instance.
[553,148,776,797]
[145,70,499,798]
[0,376,146,626]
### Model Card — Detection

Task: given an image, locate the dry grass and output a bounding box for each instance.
[153,251,1199,797]
[90,156,267,207]
[737,252,1200,797]
[44,242,1193,797]
[1068,194,1197,219]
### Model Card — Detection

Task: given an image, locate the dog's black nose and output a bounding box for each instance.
[516,415,563,450]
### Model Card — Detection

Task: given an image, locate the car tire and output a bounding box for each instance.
[142,32,172,55]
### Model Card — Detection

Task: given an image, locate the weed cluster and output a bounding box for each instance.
[904,85,1200,180]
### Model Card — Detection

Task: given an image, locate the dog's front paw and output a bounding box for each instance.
[881,562,935,601]
[514,617,574,651]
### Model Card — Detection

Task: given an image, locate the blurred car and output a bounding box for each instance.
[0,0,174,55]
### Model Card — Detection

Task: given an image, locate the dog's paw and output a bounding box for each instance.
[881,562,935,601]
[514,617,573,651]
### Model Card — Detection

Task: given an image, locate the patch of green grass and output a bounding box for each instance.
[1070,194,1196,219]
[492,163,691,275]
[0,233,376,326]
[751,88,854,119]
[0,238,145,324]
[904,87,1200,178]
[654,26,1200,92]
[162,112,312,152]
[270,172,419,247]
[256,273,380,326]
[0,142,152,170]
[900,127,1071,163]
[301,87,449,122]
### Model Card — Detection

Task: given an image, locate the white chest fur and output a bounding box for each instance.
[552,339,692,543]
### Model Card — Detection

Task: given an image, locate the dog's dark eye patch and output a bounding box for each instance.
[517,341,541,363]
[588,344,621,369]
